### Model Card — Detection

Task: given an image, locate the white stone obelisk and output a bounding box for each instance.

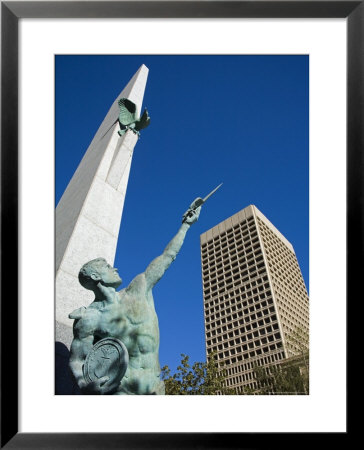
[56,65,149,349]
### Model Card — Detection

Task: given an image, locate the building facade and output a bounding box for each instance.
[200,205,309,393]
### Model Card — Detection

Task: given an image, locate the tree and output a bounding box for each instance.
[252,326,309,395]
[285,326,309,393]
[161,353,236,395]
[253,362,307,395]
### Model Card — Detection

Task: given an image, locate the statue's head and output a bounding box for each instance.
[78,258,122,291]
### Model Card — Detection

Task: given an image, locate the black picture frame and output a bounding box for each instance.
[1,1,355,448]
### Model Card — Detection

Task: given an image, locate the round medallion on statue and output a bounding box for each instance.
[83,338,129,386]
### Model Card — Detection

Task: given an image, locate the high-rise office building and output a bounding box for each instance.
[200,205,309,393]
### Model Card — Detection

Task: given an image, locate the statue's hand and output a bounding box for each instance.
[184,206,201,225]
[80,376,119,395]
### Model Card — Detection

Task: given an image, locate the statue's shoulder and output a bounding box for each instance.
[69,306,86,320]
[69,305,100,323]
[125,273,146,293]
[70,305,100,338]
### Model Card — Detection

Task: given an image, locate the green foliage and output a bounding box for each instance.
[253,362,307,395]
[161,327,309,395]
[252,326,309,395]
[161,353,236,395]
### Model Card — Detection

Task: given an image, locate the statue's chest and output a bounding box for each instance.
[97,295,155,338]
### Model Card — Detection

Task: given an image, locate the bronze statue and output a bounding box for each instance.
[69,185,221,394]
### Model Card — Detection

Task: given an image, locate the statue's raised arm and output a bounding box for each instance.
[144,206,201,291]
[144,184,222,291]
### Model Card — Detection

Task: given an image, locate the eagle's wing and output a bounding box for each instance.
[135,108,150,131]
[118,98,138,126]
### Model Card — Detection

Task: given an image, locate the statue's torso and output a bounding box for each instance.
[86,275,164,394]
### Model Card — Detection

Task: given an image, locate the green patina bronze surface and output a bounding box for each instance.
[83,337,129,389]
[68,204,201,395]
[117,97,150,137]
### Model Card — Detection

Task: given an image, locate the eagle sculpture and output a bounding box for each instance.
[117,98,150,137]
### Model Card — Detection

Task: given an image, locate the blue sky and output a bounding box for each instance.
[56,55,309,372]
